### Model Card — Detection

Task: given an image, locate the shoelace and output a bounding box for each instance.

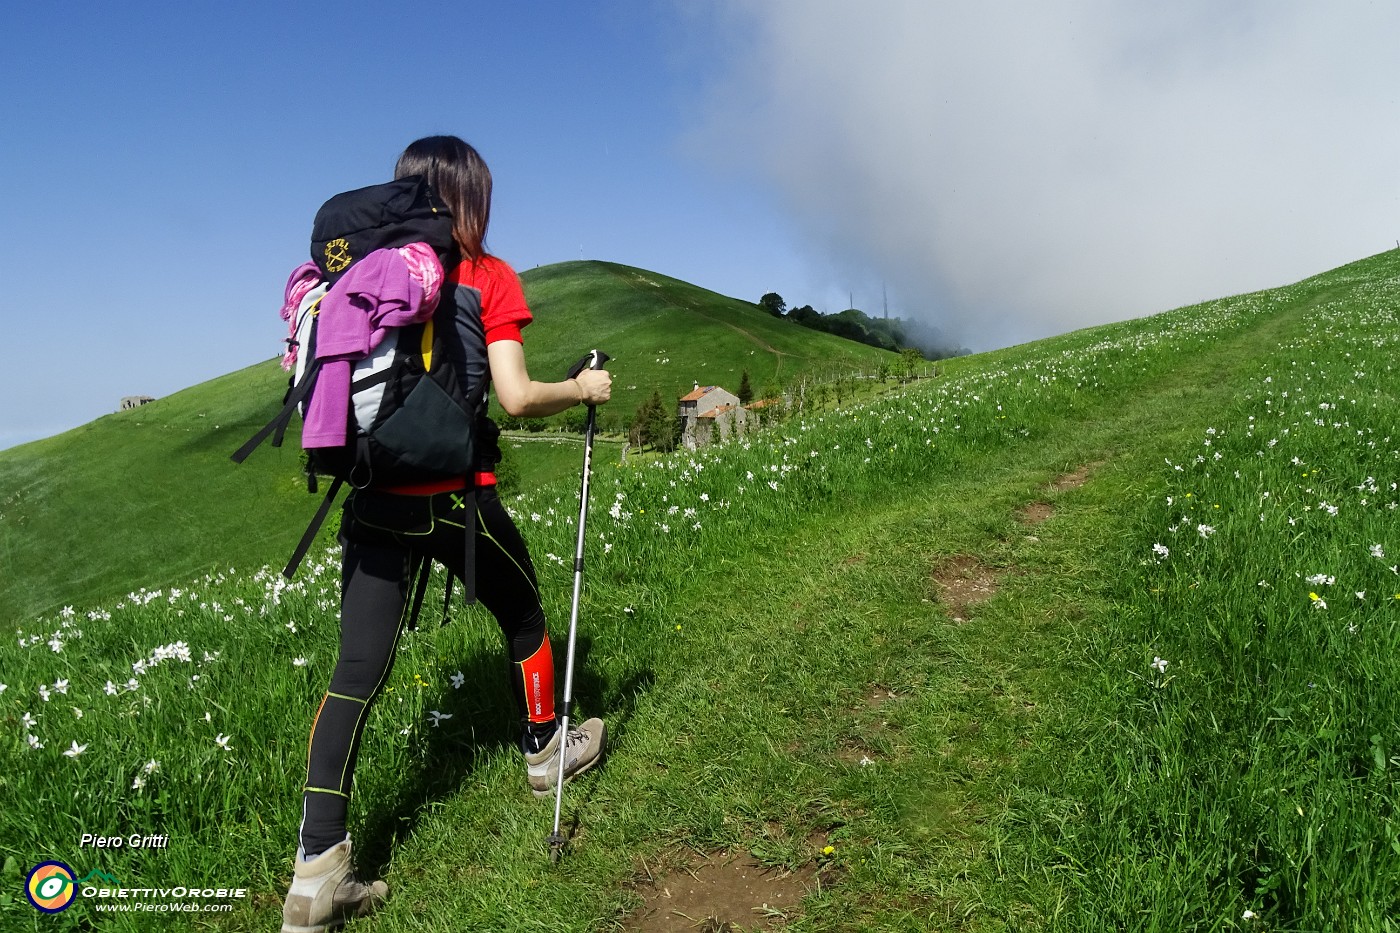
[562,728,591,761]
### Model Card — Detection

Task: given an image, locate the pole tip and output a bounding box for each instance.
[547,833,568,862]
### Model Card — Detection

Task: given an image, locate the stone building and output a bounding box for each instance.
[678,384,747,450]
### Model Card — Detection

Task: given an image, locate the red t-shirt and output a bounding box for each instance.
[449,254,533,345]
[383,255,528,494]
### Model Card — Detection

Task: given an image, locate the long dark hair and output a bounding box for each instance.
[394,136,492,261]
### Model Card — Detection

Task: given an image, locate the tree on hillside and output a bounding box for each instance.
[631,390,682,452]
[648,389,680,452]
[898,347,925,382]
[826,310,870,344]
[629,393,662,450]
[832,371,852,407]
[774,296,969,359]
[759,292,786,317]
[737,369,754,404]
[560,405,589,434]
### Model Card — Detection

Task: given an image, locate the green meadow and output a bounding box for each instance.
[0,261,892,627]
[2,251,1398,930]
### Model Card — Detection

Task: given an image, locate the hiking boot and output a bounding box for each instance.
[281,837,387,933]
[524,717,606,798]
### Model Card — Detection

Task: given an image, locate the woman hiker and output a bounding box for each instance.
[281,135,612,933]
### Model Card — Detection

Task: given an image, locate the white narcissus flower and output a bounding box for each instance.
[64,741,87,758]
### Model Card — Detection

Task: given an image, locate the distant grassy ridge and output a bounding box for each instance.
[0,261,895,625]
[516,261,896,430]
[5,250,1397,930]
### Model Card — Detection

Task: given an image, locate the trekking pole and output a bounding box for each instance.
[548,348,610,862]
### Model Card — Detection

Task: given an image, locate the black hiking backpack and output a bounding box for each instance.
[233,177,490,593]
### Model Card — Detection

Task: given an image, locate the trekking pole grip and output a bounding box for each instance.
[565,350,610,424]
[565,349,611,384]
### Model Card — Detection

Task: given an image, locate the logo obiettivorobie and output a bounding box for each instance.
[25,861,77,913]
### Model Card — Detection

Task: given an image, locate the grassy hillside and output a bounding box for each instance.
[0,261,895,625]
[5,250,1397,931]
[0,360,310,626]
[516,260,897,432]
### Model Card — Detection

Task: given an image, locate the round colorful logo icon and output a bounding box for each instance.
[26,861,77,913]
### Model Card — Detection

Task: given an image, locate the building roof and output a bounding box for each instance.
[697,403,740,419]
[679,385,721,402]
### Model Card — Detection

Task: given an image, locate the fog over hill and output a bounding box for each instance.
[688,1,1400,350]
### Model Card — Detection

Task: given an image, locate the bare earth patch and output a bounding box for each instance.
[931,555,1000,620]
[1016,462,1105,527]
[862,684,899,710]
[624,850,819,932]
[1016,502,1055,525]
[835,738,880,767]
[1049,460,1104,492]
[836,684,901,766]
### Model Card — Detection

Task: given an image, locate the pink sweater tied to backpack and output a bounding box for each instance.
[280,262,323,371]
[298,242,444,449]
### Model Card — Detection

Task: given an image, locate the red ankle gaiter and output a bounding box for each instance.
[515,635,556,726]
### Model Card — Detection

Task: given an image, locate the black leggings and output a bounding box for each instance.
[298,485,555,857]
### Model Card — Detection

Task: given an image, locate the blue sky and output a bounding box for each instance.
[3,1,1397,450]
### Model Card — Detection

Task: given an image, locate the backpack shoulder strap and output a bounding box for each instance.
[232,289,327,464]
[281,474,344,578]
[230,360,321,464]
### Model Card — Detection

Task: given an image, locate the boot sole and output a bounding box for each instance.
[282,901,380,933]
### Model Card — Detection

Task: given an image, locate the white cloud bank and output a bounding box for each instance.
[688,1,1400,348]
